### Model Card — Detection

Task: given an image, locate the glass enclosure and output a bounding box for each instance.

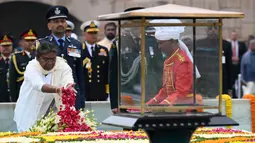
[118,19,221,113]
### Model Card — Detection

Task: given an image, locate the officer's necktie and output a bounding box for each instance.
[58,39,64,57]
[5,58,9,68]
[5,58,9,64]
[91,46,96,57]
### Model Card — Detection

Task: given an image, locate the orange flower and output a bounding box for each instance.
[121,95,134,105]
[243,94,254,99]
[243,94,255,133]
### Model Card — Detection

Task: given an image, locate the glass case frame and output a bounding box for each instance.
[116,18,223,114]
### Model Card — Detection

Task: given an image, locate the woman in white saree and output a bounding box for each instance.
[14,42,75,132]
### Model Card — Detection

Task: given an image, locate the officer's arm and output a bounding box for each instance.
[76,43,85,107]
[160,62,192,105]
[9,55,18,102]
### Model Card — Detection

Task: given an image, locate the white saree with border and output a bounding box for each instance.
[14,57,74,132]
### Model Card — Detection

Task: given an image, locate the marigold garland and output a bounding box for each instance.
[243,94,255,133]
[0,128,255,143]
[216,94,232,128]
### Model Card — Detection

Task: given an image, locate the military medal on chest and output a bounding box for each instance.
[98,48,107,56]
[68,44,81,58]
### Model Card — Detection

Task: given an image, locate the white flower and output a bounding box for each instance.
[85,110,91,114]
[37,126,46,133]
[79,111,86,118]
[55,115,61,123]
[70,106,76,111]
[52,124,58,131]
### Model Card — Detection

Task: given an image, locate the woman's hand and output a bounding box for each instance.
[66,83,77,93]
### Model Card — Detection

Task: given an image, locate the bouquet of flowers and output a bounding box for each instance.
[30,88,99,133]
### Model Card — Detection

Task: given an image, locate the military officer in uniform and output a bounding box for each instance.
[9,29,37,102]
[0,34,13,102]
[38,5,85,109]
[80,20,109,101]
[66,20,78,40]
[121,7,164,99]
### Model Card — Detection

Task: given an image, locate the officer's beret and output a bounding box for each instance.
[66,20,75,31]
[46,5,69,20]
[0,34,13,46]
[20,29,37,40]
[80,20,100,33]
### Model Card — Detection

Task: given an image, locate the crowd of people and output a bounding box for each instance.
[0,5,255,131]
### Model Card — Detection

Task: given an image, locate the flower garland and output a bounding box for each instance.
[57,88,92,132]
[30,88,98,132]
[216,94,232,129]
[243,94,255,133]
[1,128,255,143]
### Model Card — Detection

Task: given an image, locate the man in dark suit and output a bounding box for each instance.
[98,22,118,112]
[0,34,13,102]
[80,20,110,101]
[230,31,247,98]
[197,25,232,97]
[38,5,85,110]
[9,29,37,102]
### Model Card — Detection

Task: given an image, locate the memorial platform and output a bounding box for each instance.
[0,99,251,132]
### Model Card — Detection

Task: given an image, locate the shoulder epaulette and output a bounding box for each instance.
[176,52,185,62]
[49,36,53,41]
[38,36,49,41]
[66,37,71,42]
[82,42,86,50]
[14,51,22,54]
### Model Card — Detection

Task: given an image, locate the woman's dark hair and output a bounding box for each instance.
[36,41,58,58]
